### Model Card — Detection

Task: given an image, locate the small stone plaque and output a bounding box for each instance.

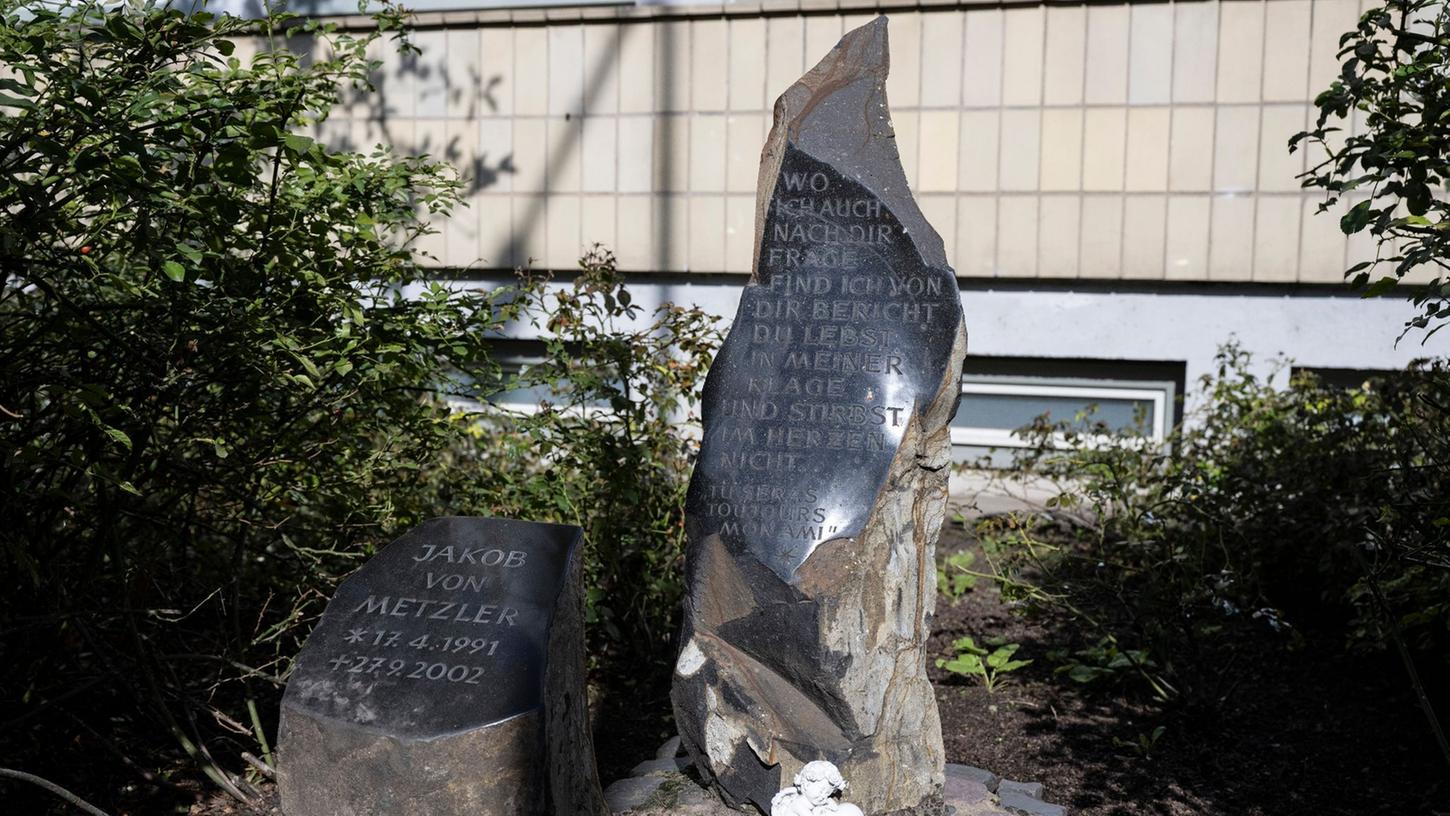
[278,517,606,816]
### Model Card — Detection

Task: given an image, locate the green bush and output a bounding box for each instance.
[452,251,719,677]
[0,3,717,808]
[0,1,489,798]
[975,346,1450,709]
[1293,0,1450,337]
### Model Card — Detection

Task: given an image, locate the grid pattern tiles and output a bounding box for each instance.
[283,0,1387,283]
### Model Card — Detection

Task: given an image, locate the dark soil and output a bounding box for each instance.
[928,520,1450,816]
[188,788,280,816]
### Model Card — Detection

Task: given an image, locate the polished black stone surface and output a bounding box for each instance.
[685,143,963,583]
[282,517,581,739]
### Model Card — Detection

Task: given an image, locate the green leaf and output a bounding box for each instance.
[1362,276,1400,297]
[985,645,1022,668]
[104,427,132,450]
[163,261,186,282]
[0,78,37,96]
[297,356,321,380]
[951,636,987,655]
[940,655,984,676]
[248,120,282,145]
[284,134,314,154]
[113,155,144,180]
[1340,199,1374,234]
[0,93,36,110]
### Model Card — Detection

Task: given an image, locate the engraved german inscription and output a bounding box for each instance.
[685,144,961,581]
[673,19,965,812]
[281,517,579,737]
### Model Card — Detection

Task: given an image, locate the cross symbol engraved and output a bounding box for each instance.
[344,628,368,644]
[327,655,350,671]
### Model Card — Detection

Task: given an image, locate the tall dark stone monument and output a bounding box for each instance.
[670,16,966,816]
[278,517,607,816]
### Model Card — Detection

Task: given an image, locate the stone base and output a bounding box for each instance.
[278,709,545,815]
[943,764,1068,816]
[877,794,949,816]
[605,771,732,816]
[605,742,1069,816]
[610,773,976,816]
[276,519,606,816]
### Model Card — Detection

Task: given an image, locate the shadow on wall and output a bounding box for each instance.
[286,18,685,275]
[288,32,516,198]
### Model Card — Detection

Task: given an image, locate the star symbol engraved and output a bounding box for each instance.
[344,628,368,644]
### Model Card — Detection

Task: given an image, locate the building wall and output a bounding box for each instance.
[248,0,1449,428]
[284,0,1404,286]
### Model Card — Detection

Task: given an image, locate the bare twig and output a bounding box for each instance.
[1354,537,1450,772]
[0,768,112,816]
[233,774,263,800]
[242,752,276,779]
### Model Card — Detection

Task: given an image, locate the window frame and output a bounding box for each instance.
[950,377,1171,450]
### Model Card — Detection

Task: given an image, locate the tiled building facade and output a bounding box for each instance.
[257,0,1447,446]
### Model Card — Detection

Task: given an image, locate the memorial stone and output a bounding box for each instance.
[671,16,966,816]
[278,517,606,816]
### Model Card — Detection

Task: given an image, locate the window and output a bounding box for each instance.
[948,357,1184,460]
[951,379,1168,448]
[1290,366,1400,390]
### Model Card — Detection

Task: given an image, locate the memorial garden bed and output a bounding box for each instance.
[175,515,1449,816]
[928,521,1450,816]
[6,5,1448,815]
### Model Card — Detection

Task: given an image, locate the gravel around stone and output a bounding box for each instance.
[605,775,674,813]
[607,741,1070,816]
[629,757,691,777]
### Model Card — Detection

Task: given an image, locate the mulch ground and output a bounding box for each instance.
[927,520,1450,816]
[45,521,1450,816]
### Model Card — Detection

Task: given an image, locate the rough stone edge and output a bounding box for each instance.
[736,15,961,816]
[753,16,891,279]
[544,528,610,815]
[277,706,544,815]
[276,521,604,816]
[670,15,963,816]
[751,15,958,343]
[946,764,1000,793]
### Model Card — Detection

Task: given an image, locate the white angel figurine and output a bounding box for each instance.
[770,760,864,816]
